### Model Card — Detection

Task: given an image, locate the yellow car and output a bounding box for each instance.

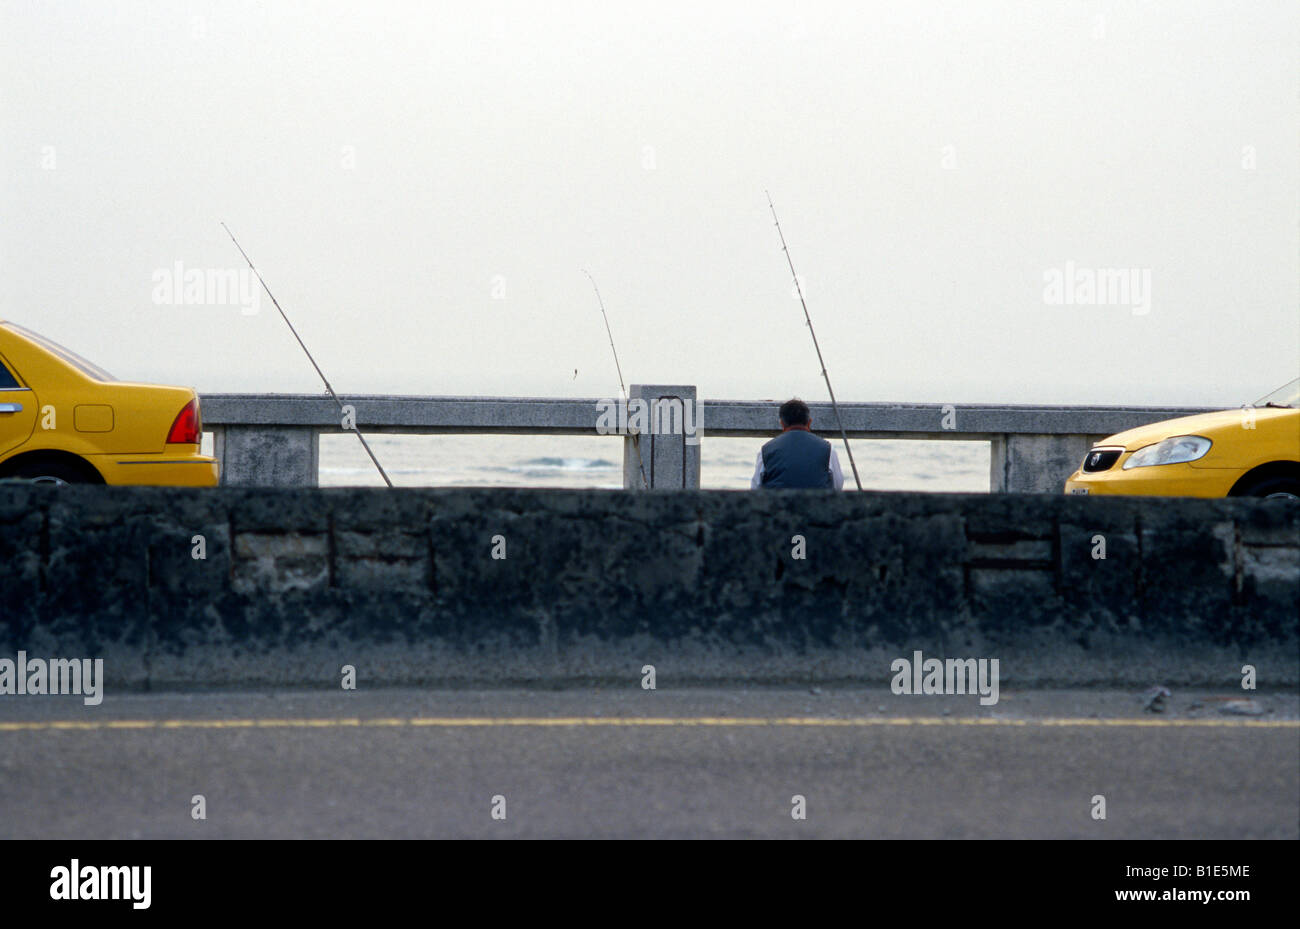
[0,321,218,486]
[1065,379,1300,499]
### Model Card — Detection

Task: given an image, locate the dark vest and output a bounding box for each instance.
[760,429,833,489]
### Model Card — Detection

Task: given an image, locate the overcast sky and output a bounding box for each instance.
[2,0,1296,408]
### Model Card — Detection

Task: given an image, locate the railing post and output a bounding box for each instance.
[989,434,1009,493]
[214,425,319,487]
[990,433,1096,493]
[624,385,701,489]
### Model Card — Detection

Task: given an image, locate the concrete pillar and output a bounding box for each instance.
[623,385,701,489]
[990,433,1101,493]
[214,426,319,487]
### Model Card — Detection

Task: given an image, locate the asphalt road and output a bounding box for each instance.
[1,687,1296,838]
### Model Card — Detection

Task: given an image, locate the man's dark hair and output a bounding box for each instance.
[779,398,811,427]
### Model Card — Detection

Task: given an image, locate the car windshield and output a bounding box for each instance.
[1252,378,1300,408]
[3,322,118,382]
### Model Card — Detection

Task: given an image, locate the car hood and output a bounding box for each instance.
[1100,407,1294,450]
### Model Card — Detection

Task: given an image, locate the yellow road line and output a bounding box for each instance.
[0,715,1295,732]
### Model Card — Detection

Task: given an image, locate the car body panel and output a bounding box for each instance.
[0,377,39,457]
[0,321,218,486]
[1065,404,1299,497]
[87,451,220,487]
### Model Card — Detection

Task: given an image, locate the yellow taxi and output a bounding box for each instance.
[0,322,218,486]
[1064,379,1299,499]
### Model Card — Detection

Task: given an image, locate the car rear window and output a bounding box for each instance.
[2,323,118,382]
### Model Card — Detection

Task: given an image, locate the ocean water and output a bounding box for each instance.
[313,433,992,491]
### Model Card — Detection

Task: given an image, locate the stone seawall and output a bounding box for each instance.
[0,486,1295,688]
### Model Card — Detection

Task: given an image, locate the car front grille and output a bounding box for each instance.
[1082,448,1123,473]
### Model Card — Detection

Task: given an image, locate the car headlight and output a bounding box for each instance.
[1121,435,1212,469]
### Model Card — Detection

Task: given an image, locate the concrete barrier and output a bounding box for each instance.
[1,485,1295,690]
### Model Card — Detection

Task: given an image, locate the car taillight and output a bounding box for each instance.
[166,399,200,444]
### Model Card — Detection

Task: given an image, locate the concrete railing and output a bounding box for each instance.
[200,389,1211,493]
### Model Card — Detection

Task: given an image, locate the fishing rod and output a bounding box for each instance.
[221,222,394,488]
[582,270,650,490]
[764,192,863,491]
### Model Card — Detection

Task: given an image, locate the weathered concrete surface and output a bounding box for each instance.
[0,485,1295,689]
[213,425,318,488]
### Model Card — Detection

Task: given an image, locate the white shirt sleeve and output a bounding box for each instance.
[751,450,765,489]
[829,447,845,491]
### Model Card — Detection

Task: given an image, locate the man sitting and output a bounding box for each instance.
[750,398,844,490]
